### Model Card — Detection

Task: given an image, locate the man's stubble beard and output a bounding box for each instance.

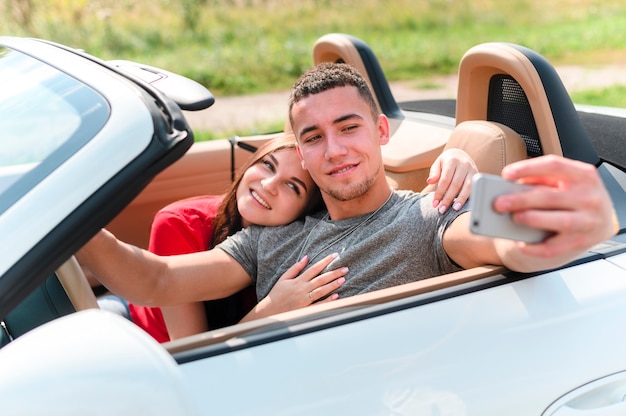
[323,165,379,202]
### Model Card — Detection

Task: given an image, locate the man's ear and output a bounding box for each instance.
[296,144,307,169]
[377,114,390,145]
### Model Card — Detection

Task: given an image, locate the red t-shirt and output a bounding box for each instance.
[128,195,224,343]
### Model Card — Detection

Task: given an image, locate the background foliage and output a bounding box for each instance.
[3,0,626,99]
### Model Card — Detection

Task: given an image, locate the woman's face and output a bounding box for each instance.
[237,148,317,227]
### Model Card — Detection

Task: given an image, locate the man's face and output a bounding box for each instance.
[292,86,389,202]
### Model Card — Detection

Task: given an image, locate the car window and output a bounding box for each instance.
[0,47,109,213]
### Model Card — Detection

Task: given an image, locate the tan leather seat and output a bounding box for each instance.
[312,33,402,119]
[384,120,527,191]
[440,120,528,176]
[456,42,598,165]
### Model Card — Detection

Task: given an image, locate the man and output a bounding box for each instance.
[77,63,617,319]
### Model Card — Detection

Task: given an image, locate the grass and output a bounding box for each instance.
[4,0,626,96]
[3,0,626,138]
[193,119,285,142]
[571,86,626,108]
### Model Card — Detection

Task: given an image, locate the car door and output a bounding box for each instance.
[0,36,197,322]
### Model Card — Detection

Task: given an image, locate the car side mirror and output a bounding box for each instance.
[108,60,215,111]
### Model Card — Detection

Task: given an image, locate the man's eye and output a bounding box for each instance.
[303,134,321,144]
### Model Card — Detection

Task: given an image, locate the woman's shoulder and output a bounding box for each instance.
[248,209,326,238]
[157,195,224,220]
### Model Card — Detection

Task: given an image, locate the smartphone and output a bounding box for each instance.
[469,173,548,243]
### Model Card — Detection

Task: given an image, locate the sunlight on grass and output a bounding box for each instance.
[193,119,285,142]
[414,80,448,90]
[4,0,626,96]
[5,0,626,137]
[571,85,626,108]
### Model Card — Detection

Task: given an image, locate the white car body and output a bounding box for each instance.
[1,34,626,415]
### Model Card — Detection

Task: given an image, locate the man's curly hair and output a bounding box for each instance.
[288,62,379,133]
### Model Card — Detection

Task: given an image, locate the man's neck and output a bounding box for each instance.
[324,184,394,221]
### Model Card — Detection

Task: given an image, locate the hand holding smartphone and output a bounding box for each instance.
[469,173,549,243]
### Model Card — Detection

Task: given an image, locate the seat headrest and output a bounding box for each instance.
[444,120,528,175]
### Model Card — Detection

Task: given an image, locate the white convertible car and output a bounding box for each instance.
[1,34,626,415]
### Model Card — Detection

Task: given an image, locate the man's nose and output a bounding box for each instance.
[324,134,347,159]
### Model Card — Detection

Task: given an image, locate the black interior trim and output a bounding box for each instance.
[508,43,599,165]
[346,34,404,120]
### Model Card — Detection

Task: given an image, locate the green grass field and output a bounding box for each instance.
[3,0,625,137]
[4,0,626,94]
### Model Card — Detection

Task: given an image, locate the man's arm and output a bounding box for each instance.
[443,155,618,272]
[76,229,252,306]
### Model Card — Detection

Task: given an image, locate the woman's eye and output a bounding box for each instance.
[287,182,301,195]
[263,160,275,171]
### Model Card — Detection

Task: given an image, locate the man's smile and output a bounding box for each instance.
[329,163,358,177]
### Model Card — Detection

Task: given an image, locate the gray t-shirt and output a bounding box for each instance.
[219,190,468,301]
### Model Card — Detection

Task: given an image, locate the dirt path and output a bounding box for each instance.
[183,64,626,135]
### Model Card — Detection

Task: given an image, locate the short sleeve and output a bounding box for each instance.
[148,195,223,255]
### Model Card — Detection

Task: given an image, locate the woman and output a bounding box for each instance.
[130,135,327,341]
[117,134,478,341]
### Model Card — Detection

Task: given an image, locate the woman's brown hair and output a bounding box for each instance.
[211,134,323,245]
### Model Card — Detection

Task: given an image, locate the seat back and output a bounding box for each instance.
[456,42,599,165]
[1,273,75,346]
[441,120,528,176]
[384,120,527,192]
[312,33,403,120]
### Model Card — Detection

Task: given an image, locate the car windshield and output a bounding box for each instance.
[0,46,109,213]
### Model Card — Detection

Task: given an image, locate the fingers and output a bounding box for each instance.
[430,149,478,213]
[511,207,601,236]
[501,154,597,185]
[307,266,348,304]
[277,252,341,282]
[437,168,473,213]
[260,254,348,316]
[494,157,608,215]
[493,185,566,215]
[510,229,596,260]
[276,255,309,281]
[293,253,348,304]
[494,155,617,261]
[277,253,347,306]
[298,253,339,282]
[426,155,443,186]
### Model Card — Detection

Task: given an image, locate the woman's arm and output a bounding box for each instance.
[148,199,218,339]
[76,228,252,306]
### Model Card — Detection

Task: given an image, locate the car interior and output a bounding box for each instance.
[0,33,601,351]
